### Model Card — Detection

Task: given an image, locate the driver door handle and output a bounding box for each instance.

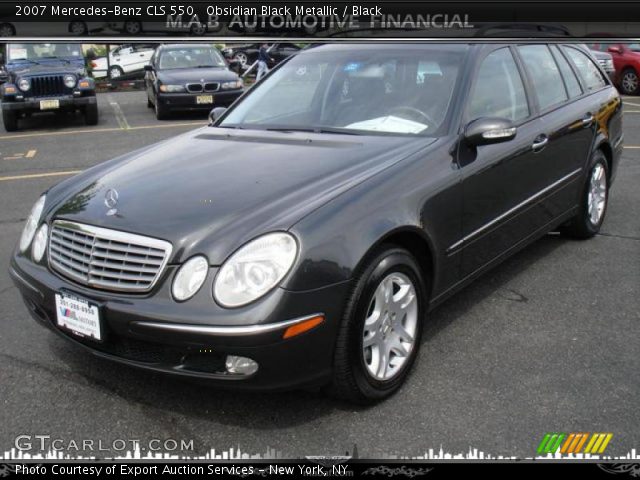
[532,135,549,153]
[582,114,595,127]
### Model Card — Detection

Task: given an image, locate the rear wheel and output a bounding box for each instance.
[329,246,427,404]
[562,150,609,239]
[620,68,640,95]
[84,103,98,125]
[2,109,18,132]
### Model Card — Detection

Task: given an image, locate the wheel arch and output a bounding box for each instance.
[593,136,613,181]
[355,226,437,301]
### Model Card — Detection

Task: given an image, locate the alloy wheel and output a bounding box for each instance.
[234,53,248,68]
[622,71,639,94]
[588,163,607,225]
[362,272,418,381]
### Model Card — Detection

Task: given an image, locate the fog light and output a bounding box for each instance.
[225,355,258,375]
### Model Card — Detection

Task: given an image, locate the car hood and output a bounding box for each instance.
[7,62,85,77]
[48,127,432,264]
[157,68,237,84]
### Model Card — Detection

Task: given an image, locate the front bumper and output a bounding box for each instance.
[2,94,96,113]
[157,90,243,111]
[10,253,351,391]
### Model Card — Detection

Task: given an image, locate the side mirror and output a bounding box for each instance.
[464,117,517,146]
[607,45,623,54]
[143,64,153,72]
[209,107,227,124]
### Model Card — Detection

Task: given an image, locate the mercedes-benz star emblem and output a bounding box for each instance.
[104,188,119,216]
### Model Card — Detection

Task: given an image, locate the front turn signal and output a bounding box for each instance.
[283,315,325,339]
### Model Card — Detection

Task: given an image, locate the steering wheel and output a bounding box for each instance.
[387,106,437,131]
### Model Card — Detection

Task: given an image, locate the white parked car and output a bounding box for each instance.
[91,44,156,79]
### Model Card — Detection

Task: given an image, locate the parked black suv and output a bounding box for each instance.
[0,43,98,132]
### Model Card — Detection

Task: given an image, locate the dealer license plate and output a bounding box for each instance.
[55,292,102,341]
[196,95,213,104]
[40,99,60,110]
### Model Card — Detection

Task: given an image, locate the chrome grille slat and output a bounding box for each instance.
[49,221,173,293]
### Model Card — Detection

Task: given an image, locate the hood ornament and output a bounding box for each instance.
[104,188,119,216]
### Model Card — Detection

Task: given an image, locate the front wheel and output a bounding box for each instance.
[329,247,427,404]
[2,109,18,131]
[154,97,169,120]
[109,66,124,80]
[84,103,98,125]
[562,151,609,239]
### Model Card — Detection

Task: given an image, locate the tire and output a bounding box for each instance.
[109,66,124,80]
[69,21,87,35]
[234,52,249,68]
[329,246,427,404]
[154,97,169,120]
[620,68,640,95]
[124,21,142,35]
[0,23,16,37]
[189,23,207,36]
[561,150,609,239]
[2,110,18,132]
[84,103,98,126]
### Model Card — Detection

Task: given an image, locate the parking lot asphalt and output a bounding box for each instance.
[0,91,638,459]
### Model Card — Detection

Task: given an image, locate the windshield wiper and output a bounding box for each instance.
[40,56,72,63]
[264,126,361,135]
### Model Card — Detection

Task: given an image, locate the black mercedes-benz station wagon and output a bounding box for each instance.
[10,43,622,403]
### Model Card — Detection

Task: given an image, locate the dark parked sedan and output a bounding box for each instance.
[10,43,622,403]
[144,44,243,119]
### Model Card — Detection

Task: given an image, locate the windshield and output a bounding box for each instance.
[220,45,468,136]
[7,43,83,62]
[159,47,226,69]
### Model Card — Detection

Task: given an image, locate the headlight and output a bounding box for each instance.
[159,84,186,93]
[32,223,48,262]
[63,74,76,88]
[17,78,30,92]
[214,232,298,308]
[221,80,243,90]
[172,256,209,301]
[19,195,46,253]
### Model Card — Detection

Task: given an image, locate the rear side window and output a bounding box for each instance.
[562,47,607,91]
[550,46,583,98]
[467,48,529,122]
[518,45,568,111]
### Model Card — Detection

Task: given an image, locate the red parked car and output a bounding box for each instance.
[588,42,640,95]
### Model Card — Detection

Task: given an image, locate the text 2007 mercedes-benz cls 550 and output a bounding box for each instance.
[10,43,622,403]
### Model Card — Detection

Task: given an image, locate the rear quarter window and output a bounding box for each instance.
[562,46,607,91]
[518,45,568,111]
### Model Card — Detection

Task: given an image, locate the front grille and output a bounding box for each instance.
[186,83,203,93]
[204,82,219,92]
[31,75,66,97]
[48,221,172,293]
